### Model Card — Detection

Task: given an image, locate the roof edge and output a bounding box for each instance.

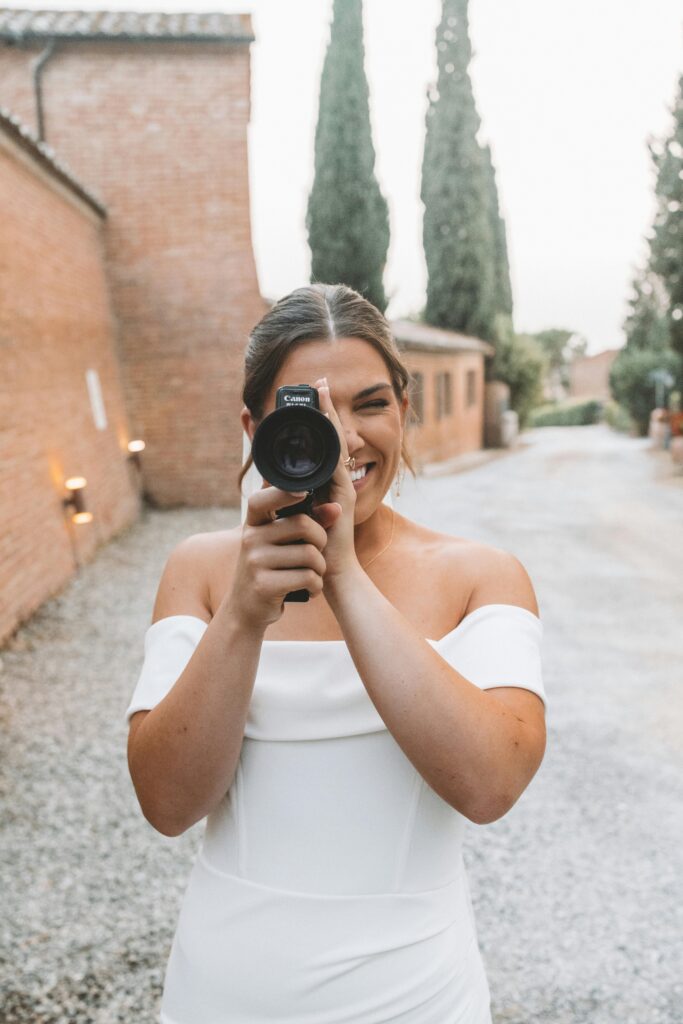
[0,9,255,44]
[0,106,107,217]
[391,318,496,356]
[2,31,255,44]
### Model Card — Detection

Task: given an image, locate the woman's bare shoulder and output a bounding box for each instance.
[394,514,516,597]
[192,524,243,552]
[191,526,244,617]
[395,512,500,561]
[401,519,539,616]
[188,525,244,574]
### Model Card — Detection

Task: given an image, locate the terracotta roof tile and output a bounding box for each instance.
[391,318,495,355]
[0,8,254,42]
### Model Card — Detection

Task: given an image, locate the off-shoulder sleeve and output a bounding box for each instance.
[431,603,546,709]
[124,615,209,725]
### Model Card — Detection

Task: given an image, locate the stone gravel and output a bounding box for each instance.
[1,423,681,1023]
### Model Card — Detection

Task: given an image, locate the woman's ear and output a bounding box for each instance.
[241,406,256,442]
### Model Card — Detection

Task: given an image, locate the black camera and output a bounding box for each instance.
[251,384,341,603]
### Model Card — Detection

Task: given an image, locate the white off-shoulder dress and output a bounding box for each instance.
[124,602,546,1024]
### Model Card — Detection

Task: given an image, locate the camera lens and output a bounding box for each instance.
[271,420,324,477]
[251,398,340,493]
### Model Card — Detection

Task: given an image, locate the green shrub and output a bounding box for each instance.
[490,315,546,430]
[602,400,636,434]
[528,398,603,427]
[609,347,683,436]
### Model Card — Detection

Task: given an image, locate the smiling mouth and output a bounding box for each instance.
[350,462,375,484]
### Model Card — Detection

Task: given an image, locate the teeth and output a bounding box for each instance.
[350,464,369,482]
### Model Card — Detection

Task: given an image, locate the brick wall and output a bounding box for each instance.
[401,349,485,467]
[568,349,620,401]
[2,37,266,506]
[0,125,139,644]
[0,43,37,128]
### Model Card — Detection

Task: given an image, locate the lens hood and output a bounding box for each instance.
[251,404,340,492]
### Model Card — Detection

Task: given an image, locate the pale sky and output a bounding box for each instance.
[7,1,683,354]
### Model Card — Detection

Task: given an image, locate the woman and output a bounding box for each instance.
[125,283,547,1023]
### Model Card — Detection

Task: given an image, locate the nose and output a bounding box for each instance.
[339,415,364,455]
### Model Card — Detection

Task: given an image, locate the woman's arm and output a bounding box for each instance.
[127,485,330,837]
[324,548,546,825]
[127,534,265,837]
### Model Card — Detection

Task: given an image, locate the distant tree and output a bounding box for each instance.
[623,266,671,353]
[306,0,390,312]
[489,315,546,428]
[481,142,513,321]
[420,0,496,341]
[609,346,681,434]
[648,71,683,363]
[530,328,588,391]
[610,263,680,421]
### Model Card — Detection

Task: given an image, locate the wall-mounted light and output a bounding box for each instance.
[127,439,145,470]
[63,476,93,524]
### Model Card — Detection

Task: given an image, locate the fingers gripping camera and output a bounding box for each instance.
[251,385,341,602]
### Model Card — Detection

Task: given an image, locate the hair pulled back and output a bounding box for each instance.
[238,282,416,494]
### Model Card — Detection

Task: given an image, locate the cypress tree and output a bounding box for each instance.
[623,267,671,353]
[649,71,683,360]
[481,142,513,320]
[420,0,496,340]
[306,0,390,313]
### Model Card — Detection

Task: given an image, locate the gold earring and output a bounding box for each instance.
[393,458,405,498]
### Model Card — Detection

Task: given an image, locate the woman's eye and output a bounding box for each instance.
[360,400,389,410]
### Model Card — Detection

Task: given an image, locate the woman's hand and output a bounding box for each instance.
[309,376,361,588]
[226,485,330,633]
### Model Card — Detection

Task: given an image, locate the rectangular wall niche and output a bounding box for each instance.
[86,368,108,430]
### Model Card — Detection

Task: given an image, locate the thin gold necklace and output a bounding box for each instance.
[360,508,395,570]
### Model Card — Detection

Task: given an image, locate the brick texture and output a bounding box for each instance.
[0,127,139,643]
[0,44,37,127]
[401,349,485,467]
[2,36,266,507]
[568,349,619,401]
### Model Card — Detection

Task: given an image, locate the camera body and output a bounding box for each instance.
[250,384,341,602]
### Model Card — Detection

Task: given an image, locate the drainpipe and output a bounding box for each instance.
[32,38,57,143]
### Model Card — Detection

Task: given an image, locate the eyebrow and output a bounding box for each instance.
[352,382,392,401]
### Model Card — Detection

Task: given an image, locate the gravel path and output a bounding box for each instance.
[1,424,681,1023]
